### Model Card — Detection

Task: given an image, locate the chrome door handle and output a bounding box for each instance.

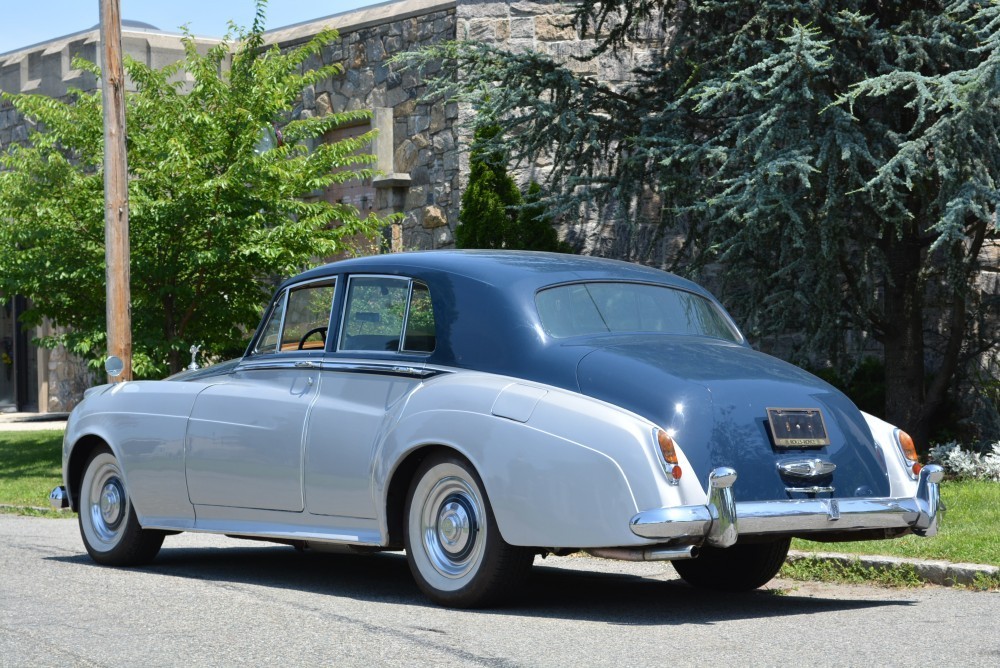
[295,361,319,368]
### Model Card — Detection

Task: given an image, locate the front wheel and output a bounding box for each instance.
[404,453,533,607]
[78,446,164,566]
[673,538,790,591]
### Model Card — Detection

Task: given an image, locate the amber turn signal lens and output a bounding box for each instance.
[897,430,922,474]
[671,465,683,481]
[657,429,679,465]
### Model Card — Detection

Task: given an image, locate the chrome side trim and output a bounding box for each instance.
[784,486,836,494]
[630,464,945,542]
[319,360,444,378]
[236,358,444,379]
[586,545,698,561]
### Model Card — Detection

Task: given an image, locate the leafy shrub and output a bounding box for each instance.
[928,441,1000,482]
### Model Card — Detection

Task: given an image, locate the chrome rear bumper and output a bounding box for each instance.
[630,465,944,546]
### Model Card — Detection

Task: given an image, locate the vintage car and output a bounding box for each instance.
[51,251,942,607]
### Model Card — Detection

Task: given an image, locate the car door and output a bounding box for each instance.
[304,275,436,519]
[184,278,336,512]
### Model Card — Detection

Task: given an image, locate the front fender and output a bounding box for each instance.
[64,380,202,527]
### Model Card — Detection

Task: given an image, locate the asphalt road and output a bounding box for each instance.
[2,516,997,667]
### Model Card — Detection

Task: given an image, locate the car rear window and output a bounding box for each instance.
[535,282,741,342]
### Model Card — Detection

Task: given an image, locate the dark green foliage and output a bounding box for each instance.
[457,125,568,252]
[457,125,522,249]
[811,358,886,418]
[0,6,389,376]
[402,0,1000,447]
[514,182,572,253]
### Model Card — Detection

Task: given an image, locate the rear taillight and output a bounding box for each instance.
[894,429,922,478]
[655,428,683,483]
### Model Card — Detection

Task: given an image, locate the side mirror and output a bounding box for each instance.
[105,355,124,379]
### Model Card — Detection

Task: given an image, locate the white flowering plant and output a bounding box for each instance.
[928,441,1000,482]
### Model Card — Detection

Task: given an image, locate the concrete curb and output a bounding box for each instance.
[787,550,999,587]
[0,413,68,432]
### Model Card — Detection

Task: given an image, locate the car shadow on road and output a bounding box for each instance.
[48,544,915,624]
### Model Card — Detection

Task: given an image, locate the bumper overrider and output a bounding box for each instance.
[630,465,944,548]
[49,486,69,510]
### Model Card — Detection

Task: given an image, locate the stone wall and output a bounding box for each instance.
[454,0,667,256]
[265,0,461,251]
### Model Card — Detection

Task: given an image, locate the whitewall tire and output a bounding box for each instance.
[404,453,533,607]
[78,447,163,566]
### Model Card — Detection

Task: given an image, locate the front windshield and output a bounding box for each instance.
[535,282,742,342]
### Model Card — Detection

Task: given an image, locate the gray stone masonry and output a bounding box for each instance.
[455,0,668,255]
[264,1,460,250]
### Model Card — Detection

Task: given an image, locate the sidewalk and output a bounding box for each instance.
[0,412,68,431]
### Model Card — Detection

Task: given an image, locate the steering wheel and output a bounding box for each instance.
[297,326,328,350]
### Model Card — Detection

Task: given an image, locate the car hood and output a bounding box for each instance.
[575,337,890,501]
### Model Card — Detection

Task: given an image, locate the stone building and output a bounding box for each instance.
[2,0,995,422]
[1,0,599,413]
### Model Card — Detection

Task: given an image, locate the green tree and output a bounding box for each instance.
[457,124,568,252]
[457,124,523,249]
[515,181,570,252]
[0,9,388,376]
[406,0,1000,448]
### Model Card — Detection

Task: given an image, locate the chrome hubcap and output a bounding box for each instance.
[437,497,474,558]
[100,481,124,529]
[87,460,128,545]
[420,476,484,579]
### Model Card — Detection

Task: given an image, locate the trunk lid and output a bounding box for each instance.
[575,336,889,501]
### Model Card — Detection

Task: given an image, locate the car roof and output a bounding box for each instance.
[286,250,706,295]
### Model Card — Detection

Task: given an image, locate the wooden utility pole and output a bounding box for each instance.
[99,0,132,381]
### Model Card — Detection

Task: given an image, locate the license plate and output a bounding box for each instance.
[766,408,830,447]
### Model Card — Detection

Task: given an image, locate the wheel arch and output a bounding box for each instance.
[67,434,113,512]
[384,443,461,550]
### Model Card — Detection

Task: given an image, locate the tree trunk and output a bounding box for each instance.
[881,229,929,449]
[164,294,182,376]
[167,349,182,376]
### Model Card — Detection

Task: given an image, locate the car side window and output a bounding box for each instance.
[253,279,336,354]
[253,292,287,355]
[402,282,435,353]
[340,276,435,353]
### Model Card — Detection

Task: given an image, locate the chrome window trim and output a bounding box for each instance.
[399,280,415,352]
[400,280,434,355]
[252,288,290,356]
[250,276,338,357]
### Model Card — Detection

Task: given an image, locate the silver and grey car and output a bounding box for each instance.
[52,251,942,607]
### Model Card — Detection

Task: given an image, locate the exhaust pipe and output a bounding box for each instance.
[585,545,699,562]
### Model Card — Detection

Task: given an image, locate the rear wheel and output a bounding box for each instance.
[673,538,790,591]
[404,453,533,608]
[78,446,164,566]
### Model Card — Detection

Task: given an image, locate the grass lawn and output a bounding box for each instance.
[0,429,67,519]
[792,479,999,567]
[2,429,998,567]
